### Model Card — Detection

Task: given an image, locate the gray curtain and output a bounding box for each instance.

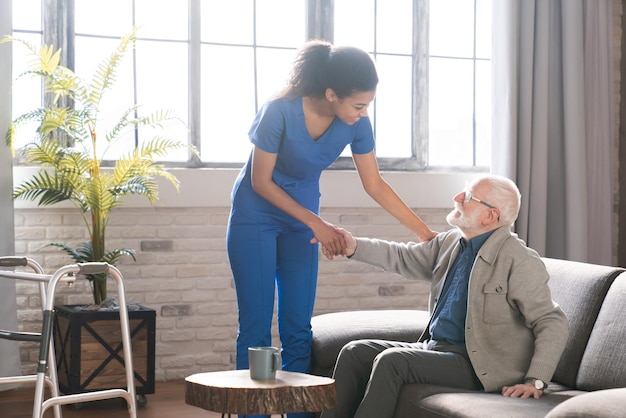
[0,1,22,380]
[492,0,614,264]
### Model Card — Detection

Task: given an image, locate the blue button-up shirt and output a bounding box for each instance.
[429,230,494,345]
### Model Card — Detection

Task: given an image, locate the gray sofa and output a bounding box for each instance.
[310,257,626,417]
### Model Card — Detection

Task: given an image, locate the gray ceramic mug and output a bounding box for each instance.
[248,346,281,380]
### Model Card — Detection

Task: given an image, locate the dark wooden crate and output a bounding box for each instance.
[53,304,156,396]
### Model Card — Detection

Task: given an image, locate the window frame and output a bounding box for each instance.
[13,0,488,173]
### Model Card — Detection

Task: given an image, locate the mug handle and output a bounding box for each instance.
[272,352,281,372]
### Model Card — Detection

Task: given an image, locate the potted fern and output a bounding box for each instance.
[3,27,193,305]
[2,28,194,403]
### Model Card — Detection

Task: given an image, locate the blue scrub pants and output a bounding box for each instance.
[227,221,318,418]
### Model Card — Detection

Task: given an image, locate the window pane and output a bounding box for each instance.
[335,0,413,159]
[256,47,297,105]
[11,1,43,150]
[376,0,412,54]
[334,0,375,51]
[136,40,189,161]
[374,55,412,158]
[430,0,475,58]
[201,0,253,44]
[135,0,188,40]
[201,45,255,163]
[75,0,133,37]
[475,59,491,167]
[11,33,43,150]
[13,0,41,31]
[476,0,492,59]
[429,57,474,166]
[256,0,305,47]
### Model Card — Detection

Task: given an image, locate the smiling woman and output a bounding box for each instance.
[225,42,439,418]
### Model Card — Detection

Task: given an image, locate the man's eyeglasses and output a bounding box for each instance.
[463,189,497,210]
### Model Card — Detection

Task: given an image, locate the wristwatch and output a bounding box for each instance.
[524,377,547,390]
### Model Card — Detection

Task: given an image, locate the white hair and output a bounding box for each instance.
[472,175,521,226]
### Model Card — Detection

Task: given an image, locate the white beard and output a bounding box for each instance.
[446,204,481,229]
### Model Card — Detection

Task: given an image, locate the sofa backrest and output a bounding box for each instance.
[542,257,624,388]
[575,272,626,390]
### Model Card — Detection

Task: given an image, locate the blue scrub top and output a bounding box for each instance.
[230,96,375,225]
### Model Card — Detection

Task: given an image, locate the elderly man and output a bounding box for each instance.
[321,175,569,418]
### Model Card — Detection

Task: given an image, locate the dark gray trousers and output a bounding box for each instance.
[320,339,482,418]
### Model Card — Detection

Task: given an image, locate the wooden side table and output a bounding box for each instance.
[185,370,336,417]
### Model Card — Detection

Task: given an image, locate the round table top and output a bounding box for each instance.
[185,370,336,414]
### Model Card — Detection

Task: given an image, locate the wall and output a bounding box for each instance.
[13,204,451,380]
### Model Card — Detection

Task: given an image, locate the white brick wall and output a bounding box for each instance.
[12,205,451,381]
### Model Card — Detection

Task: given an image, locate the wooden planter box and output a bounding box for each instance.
[53,304,156,401]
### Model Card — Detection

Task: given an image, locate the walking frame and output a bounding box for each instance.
[0,257,138,418]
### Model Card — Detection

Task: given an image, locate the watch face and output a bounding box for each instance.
[534,380,545,390]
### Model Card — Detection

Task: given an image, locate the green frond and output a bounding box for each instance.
[38,107,69,136]
[22,139,63,166]
[4,122,15,156]
[46,242,136,265]
[82,173,116,214]
[102,248,137,265]
[37,44,62,74]
[108,137,186,195]
[12,170,75,206]
[88,27,137,107]
[138,136,187,159]
[0,36,38,55]
[47,242,93,263]
[35,106,92,148]
[62,110,92,144]
[138,163,180,191]
[1,37,59,76]
[104,106,137,143]
[110,173,160,206]
[44,67,81,104]
[11,108,47,127]
[58,148,91,176]
[5,108,45,151]
[133,108,183,129]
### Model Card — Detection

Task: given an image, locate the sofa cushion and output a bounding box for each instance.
[544,388,626,418]
[394,386,576,418]
[576,273,626,390]
[310,310,429,376]
[542,257,624,387]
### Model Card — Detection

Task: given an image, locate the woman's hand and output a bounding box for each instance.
[420,229,439,242]
[309,219,347,259]
[315,227,357,260]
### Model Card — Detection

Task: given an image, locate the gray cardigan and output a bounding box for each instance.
[351,226,569,392]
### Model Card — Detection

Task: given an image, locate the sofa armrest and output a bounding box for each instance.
[544,388,626,418]
[310,310,430,377]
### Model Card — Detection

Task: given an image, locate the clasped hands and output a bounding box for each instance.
[309,222,354,260]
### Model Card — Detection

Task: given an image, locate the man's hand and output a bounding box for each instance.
[501,383,543,399]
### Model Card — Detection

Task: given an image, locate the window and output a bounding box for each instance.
[9,0,491,170]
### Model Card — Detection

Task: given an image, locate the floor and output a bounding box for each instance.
[0,380,227,418]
